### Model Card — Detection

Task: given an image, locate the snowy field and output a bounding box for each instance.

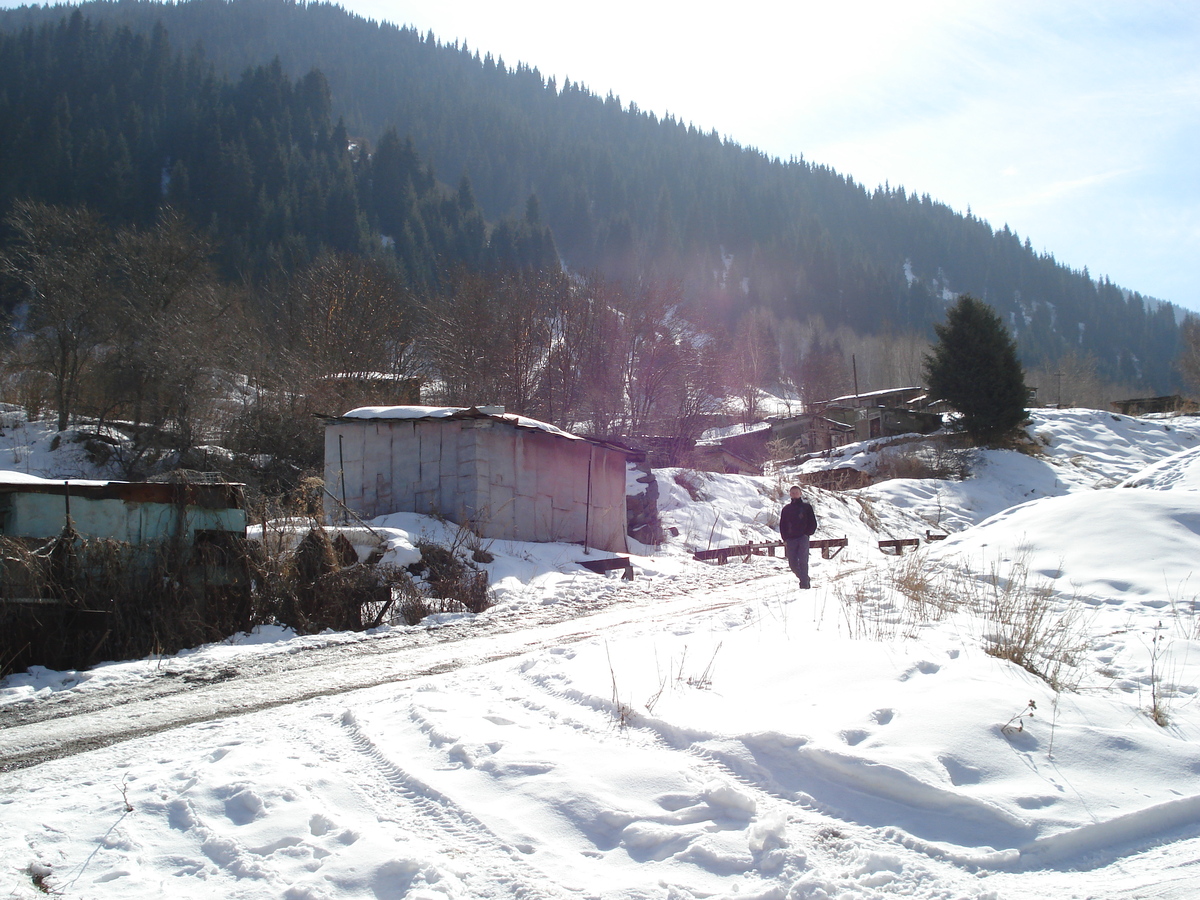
[4,408,1200,898]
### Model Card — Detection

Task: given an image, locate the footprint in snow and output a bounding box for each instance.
[840,729,870,746]
[310,814,336,836]
[898,661,940,681]
[939,755,982,786]
[1015,795,1057,810]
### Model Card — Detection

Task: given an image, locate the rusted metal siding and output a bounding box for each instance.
[0,481,246,543]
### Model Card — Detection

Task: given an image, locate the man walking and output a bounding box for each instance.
[779,484,817,589]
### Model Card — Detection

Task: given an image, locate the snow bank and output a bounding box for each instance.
[929,488,1200,602]
[1119,445,1200,491]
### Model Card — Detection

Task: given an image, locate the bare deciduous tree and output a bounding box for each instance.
[728,307,782,423]
[1025,349,1137,411]
[1,201,115,432]
[796,319,851,407]
[841,329,931,393]
[222,253,417,482]
[98,210,231,464]
[295,253,414,386]
[422,269,545,413]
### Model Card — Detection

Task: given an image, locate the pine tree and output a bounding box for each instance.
[924,295,1027,445]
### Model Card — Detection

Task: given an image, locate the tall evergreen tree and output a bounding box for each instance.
[924,295,1027,445]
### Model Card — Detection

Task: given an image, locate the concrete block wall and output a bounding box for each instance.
[324,416,628,553]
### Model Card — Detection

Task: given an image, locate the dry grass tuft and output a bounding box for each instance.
[831,549,1090,692]
[412,541,491,614]
[673,470,707,502]
[876,444,973,481]
[972,555,1089,692]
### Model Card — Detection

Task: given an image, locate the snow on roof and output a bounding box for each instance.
[824,386,924,404]
[338,405,581,440]
[699,421,771,443]
[322,372,415,382]
[341,405,465,420]
[0,471,110,487]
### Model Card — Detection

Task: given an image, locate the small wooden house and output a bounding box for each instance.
[1111,396,1192,416]
[769,413,857,454]
[813,387,928,411]
[811,387,941,442]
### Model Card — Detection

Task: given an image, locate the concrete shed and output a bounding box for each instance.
[324,406,630,554]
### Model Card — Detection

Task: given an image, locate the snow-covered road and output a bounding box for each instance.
[2,561,1003,899]
[8,552,1200,899]
[0,560,769,772]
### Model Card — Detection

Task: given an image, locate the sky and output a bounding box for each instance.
[1,0,1196,311]
[333,0,1200,312]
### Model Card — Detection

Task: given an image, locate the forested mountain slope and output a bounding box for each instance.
[0,11,555,282]
[0,0,1187,392]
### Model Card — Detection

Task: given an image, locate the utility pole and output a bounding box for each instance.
[1054,372,1064,408]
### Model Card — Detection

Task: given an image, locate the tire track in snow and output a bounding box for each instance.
[330,708,570,900]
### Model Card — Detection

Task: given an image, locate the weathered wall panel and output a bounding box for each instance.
[1,484,245,545]
[323,412,628,553]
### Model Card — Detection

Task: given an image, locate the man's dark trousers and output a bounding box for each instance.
[784,536,810,588]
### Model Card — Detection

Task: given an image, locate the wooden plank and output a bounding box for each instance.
[695,538,845,562]
[746,541,783,557]
[694,544,749,562]
[811,537,848,559]
[578,556,635,580]
[878,538,921,555]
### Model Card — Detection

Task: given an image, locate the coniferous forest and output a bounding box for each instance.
[0,0,1194,492]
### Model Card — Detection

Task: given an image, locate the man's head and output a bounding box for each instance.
[789,485,802,500]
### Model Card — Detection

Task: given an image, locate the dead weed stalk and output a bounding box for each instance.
[970,554,1089,692]
[830,549,1090,692]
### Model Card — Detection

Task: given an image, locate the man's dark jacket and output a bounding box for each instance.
[780,497,816,540]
